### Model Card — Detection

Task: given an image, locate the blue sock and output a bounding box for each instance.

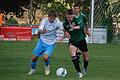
[45,58,50,66]
[31,61,36,69]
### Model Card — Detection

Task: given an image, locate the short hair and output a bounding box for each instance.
[73,4,80,8]
[65,9,74,15]
[48,9,57,17]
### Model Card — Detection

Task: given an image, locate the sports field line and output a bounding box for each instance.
[91,55,120,59]
[0,50,120,60]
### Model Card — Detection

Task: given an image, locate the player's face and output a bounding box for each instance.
[66,14,74,22]
[73,7,80,15]
[48,16,55,23]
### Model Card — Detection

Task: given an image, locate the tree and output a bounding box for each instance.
[29,0,90,23]
[0,0,90,23]
[0,0,29,17]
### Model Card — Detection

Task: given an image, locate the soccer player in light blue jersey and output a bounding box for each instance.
[28,9,63,75]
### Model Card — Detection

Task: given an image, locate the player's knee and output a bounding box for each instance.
[43,54,49,62]
[32,56,38,62]
[71,56,79,63]
[83,53,89,61]
[76,50,81,56]
[84,57,89,62]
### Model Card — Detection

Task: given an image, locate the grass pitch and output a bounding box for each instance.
[0,40,120,80]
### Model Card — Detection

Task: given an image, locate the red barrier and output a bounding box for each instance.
[0,27,32,41]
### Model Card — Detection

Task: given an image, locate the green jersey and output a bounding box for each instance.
[63,17,86,42]
[75,12,87,28]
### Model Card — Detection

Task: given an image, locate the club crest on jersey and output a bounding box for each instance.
[71,22,76,26]
[53,25,55,28]
[66,25,69,28]
[69,28,73,31]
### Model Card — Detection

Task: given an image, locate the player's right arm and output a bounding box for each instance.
[58,29,70,43]
[38,18,48,34]
[64,30,70,38]
[38,29,48,34]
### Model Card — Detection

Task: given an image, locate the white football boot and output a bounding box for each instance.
[28,69,35,75]
[45,65,50,75]
[82,67,87,75]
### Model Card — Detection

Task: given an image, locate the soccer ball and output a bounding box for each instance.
[56,67,67,77]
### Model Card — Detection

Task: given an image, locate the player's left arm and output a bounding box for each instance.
[82,15,91,36]
[83,17,91,37]
[37,18,48,38]
[84,25,91,37]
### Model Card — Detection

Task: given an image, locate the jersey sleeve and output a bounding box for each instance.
[63,20,68,31]
[78,13,87,28]
[38,18,46,30]
[83,15,87,26]
[56,18,63,30]
[58,22,63,30]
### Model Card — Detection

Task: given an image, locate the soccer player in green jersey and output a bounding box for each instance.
[73,4,90,36]
[62,9,89,78]
[73,4,90,75]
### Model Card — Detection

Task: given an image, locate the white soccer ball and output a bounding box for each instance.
[56,67,67,77]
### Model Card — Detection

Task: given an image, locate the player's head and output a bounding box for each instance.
[65,9,74,22]
[48,9,57,23]
[73,4,80,15]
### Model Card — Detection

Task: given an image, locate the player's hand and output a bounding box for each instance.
[84,28,91,37]
[65,31,70,39]
[57,37,64,43]
[86,31,91,37]
[42,29,48,34]
[38,29,48,34]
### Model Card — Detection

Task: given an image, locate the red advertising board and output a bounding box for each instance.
[0,27,32,41]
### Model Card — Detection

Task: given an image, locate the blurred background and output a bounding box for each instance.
[0,0,120,43]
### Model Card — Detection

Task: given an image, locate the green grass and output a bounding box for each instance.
[0,41,120,80]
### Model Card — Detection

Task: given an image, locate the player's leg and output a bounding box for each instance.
[79,39,89,75]
[28,55,39,75]
[43,54,50,75]
[43,54,50,66]
[69,44,83,78]
[43,43,55,75]
[31,55,39,70]
[28,39,44,75]
[76,49,81,59]
[82,51,89,75]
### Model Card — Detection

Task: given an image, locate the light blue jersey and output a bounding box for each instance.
[39,18,63,45]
